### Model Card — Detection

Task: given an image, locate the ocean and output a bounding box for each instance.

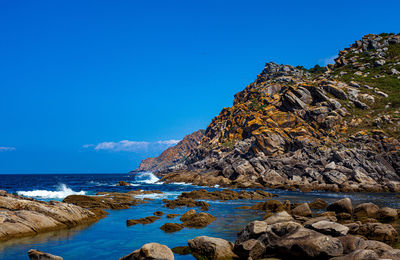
[0,173,399,259]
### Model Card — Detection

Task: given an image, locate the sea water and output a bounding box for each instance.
[0,173,399,259]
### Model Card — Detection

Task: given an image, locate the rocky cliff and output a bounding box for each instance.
[133,130,205,173]
[159,34,400,192]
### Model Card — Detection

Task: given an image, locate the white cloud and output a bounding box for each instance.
[83,139,180,152]
[0,146,16,152]
[156,140,180,145]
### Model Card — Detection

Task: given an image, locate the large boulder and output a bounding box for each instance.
[354,203,379,220]
[327,198,353,214]
[261,221,344,258]
[309,198,328,209]
[291,203,312,217]
[337,235,366,254]
[353,222,398,243]
[378,207,398,221]
[188,236,238,259]
[119,243,174,260]
[28,249,63,260]
[305,220,349,236]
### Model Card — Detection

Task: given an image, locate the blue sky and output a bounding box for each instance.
[1,0,399,173]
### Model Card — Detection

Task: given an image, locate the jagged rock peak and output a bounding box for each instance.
[256,62,310,83]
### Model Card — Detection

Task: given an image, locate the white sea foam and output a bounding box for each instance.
[134,172,161,184]
[170,182,192,186]
[17,184,86,199]
[134,191,181,200]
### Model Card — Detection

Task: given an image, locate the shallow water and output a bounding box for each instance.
[0,173,399,259]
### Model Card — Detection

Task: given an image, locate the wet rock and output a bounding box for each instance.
[160,223,184,233]
[377,207,398,221]
[354,203,379,220]
[163,198,209,211]
[166,214,180,219]
[180,210,216,228]
[188,236,238,259]
[327,198,354,214]
[28,249,63,260]
[116,181,131,186]
[309,198,328,209]
[171,246,191,255]
[305,220,349,236]
[178,189,276,201]
[250,200,284,212]
[291,203,312,217]
[120,243,174,260]
[126,216,160,226]
[64,192,146,212]
[153,211,163,216]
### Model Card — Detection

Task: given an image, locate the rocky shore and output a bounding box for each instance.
[0,190,99,241]
[135,33,400,193]
[11,188,399,259]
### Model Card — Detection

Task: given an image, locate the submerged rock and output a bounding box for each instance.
[28,249,63,260]
[160,223,184,233]
[126,216,160,226]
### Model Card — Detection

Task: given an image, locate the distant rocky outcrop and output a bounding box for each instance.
[0,190,99,241]
[159,33,400,192]
[132,130,204,174]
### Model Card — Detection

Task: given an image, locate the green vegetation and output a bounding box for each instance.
[308,64,328,74]
[222,140,236,150]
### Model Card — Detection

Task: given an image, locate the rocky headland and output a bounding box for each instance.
[135,33,400,193]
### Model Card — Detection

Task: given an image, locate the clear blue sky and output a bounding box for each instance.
[1,0,399,173]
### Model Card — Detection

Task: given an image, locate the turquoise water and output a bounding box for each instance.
[0,173,399,259]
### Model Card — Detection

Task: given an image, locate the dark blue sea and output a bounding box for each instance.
[0,173,399,260]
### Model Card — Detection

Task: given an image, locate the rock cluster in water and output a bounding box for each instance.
[0,190,99,241]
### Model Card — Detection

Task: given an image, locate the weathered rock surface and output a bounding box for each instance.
[160,223,184,233]
[188,236,238,259]
[120,243,174,260]
[126,216,160,226]
[0,190,99,241]
[180,210,216,228]
[133,130,204,174]
[152,34,400,193]
[305,220,349,236]
[28,249,63,260]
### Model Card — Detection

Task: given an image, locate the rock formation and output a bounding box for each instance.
[132,130,204,173]
[156,33,400,192]
[0,190,99,241]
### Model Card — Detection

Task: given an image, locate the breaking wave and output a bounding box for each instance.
[17,183,86,199]
[133,172,161,184]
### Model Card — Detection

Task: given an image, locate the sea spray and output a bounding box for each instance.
[17,183,86,199]
[133,171,161,184]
